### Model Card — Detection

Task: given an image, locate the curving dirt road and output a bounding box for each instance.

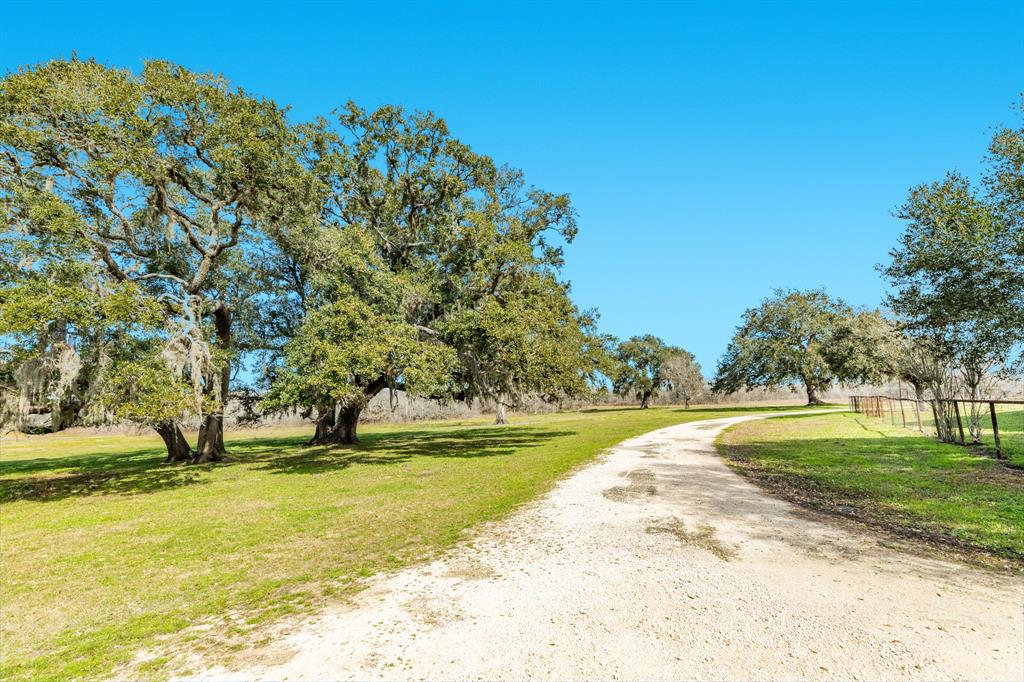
[201,412,1023,681]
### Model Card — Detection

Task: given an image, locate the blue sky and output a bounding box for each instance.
[2,1,1022,375]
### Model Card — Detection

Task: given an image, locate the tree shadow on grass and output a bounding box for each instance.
[0,426,573,502]
[253,426,575,475]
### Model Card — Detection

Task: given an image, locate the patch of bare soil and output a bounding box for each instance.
[646,517,737,561]
[602,468,658,501]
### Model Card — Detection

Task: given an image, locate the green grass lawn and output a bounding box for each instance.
[0,404,817,681]
[717,411,1024,566]
[873,401,1024,466]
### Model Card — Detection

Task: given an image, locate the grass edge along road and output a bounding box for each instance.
[1,404,821,681]
[717,411,1024,569]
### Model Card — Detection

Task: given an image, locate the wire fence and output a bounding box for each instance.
[849,395,1024,466]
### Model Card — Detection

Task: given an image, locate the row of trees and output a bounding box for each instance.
[713,99,1023,439]
[0,59,704,462]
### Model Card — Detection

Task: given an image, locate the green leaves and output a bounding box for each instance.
[2,58,310,433]
[263,290,456,413]
[612,335,699,405]
[100,356,208,427]
[713,289,856,398]
[882,104,1024,375]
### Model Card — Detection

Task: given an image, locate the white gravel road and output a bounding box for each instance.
[199,412,1024,681]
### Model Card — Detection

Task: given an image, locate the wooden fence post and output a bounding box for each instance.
[990,402,1003,460]
[953,400,966,444]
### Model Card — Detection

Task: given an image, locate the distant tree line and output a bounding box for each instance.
[0,58,705,461]
[713,98,1023,442]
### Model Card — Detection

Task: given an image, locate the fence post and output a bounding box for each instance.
[953,400,966,444]
[989,402,1003,460]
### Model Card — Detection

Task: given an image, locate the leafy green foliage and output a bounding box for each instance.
[882,101,1023,389]
[263,289,456,413]
[1,58,307,447]
[100,356,207,427]
[441,274,602,409]
[612,335,698,407]
[712,289,860,403]
[262,103,592,428]
[882,173,1019,369]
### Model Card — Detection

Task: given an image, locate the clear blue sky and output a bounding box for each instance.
[2,1,1021,375]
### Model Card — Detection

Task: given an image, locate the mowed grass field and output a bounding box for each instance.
[877,402,1024,466]
[717,412,1024,565]
[1,404,817,681]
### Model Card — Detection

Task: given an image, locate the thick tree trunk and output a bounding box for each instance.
[157,422,194,463]
[194,304,231,464]
[805,384,825,405]
[194,414,226,463]
[495,399,508,425]
[334,404,361,444]
[640,390,651,408]
[308,403,337,445]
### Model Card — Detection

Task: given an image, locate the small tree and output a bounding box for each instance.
[661,349,706,408]
[882,172,1019,441]
[442,274,599,423]
[101,354,210,462]
[613,335,683,408]
[713,288,855,405]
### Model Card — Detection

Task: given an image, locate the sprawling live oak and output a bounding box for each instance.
[1,59,302,461]
[262,104,593,438]
[3,62,607,451]
[712,288,870,405]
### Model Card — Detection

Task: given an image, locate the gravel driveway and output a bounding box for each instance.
[200,411,1024,681]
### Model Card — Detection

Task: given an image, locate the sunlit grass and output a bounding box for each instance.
[0,403,820,681]
[717,411,1024,564]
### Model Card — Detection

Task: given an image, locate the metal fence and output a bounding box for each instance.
[849,395,1024,464]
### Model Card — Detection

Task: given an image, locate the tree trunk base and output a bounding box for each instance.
[495,401,508,425]
[157,422,194,464]
[308,405,337,445]
[310,405,362,445]
[805,385,825,406]
[193,414,227,464]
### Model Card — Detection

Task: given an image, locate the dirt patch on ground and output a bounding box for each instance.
[444,558,496,581]
[602,468,658,502]
[646,517,736,561]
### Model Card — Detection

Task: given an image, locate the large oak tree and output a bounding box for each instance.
[1,59,304,461]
